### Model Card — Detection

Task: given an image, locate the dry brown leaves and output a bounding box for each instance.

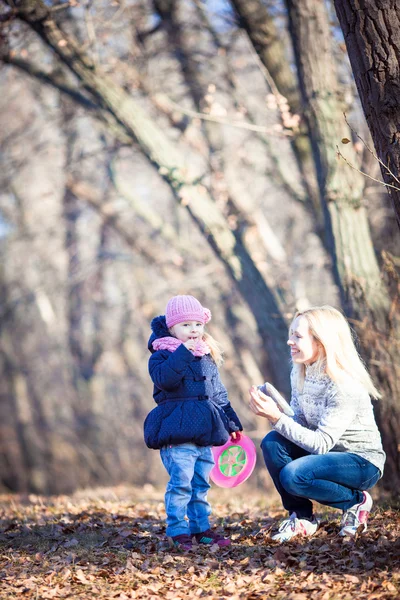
[0,486,399,600]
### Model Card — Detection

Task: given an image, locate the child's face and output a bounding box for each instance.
[170,321,205,343]
[287,316,322,365]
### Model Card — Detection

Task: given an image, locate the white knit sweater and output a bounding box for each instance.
[273,364,386,475]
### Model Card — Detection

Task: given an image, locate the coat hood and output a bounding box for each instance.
[148,315,169,352]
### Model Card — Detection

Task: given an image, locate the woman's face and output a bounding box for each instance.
[287,316,321,365]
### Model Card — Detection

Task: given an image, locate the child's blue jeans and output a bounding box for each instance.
[261,431,381,518]
[160,443,214,537]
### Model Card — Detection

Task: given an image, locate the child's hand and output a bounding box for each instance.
[183,339,197,351]
[230,431,242,441]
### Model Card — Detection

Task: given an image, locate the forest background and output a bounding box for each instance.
[0,0,399,501]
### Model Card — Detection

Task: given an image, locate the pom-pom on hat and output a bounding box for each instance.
[165,295,212,328]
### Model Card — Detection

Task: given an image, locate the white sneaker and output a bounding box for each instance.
[271,512,319,543]
[339,491,372,537]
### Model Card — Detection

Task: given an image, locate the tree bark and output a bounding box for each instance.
[285,0,400,490]
[285,0,391,324]
[229,0,320,217]
[334,0,400,230]
[3,0,292,394]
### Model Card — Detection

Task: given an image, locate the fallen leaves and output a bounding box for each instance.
[0,488,399,599]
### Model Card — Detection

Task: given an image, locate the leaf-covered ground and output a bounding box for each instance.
[0,485,399,600]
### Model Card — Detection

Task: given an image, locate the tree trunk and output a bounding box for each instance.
[153,0,294,308]
[4,0,292,394]
[285,0,400,491]
[334,0,400,230]
[229,0,320,217]
[0,253,81,494]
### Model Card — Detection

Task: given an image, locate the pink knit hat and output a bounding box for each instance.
[165,295,212,328]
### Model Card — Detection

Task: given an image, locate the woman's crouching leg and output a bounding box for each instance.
[261,431,313,518]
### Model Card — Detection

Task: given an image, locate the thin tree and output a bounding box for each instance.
[229,0,320,217]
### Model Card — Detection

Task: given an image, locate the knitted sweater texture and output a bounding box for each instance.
[273,365,386,475]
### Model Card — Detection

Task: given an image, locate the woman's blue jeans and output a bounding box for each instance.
[160,443,214,537]
[261,431,381,518]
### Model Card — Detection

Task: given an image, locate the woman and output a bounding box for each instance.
[249,306,385,542]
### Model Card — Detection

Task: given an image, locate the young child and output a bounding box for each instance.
[144,295,243,550]
[249,305,385,542]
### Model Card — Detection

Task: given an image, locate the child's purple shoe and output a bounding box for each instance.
[170,533,194,550]
[194,529,231,547]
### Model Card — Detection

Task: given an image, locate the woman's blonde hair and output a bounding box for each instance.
[291,305,381,399]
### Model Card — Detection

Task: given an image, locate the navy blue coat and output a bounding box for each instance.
[144,316,242,449]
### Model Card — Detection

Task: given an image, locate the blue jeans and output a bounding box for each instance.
[261,431,381,518]
[160,443,215,537]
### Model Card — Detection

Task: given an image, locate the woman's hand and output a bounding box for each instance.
[230,431,242,441]
[249,386,282,424]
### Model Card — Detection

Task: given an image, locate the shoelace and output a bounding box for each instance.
[278,515,297,533]
[342,510,357,528]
